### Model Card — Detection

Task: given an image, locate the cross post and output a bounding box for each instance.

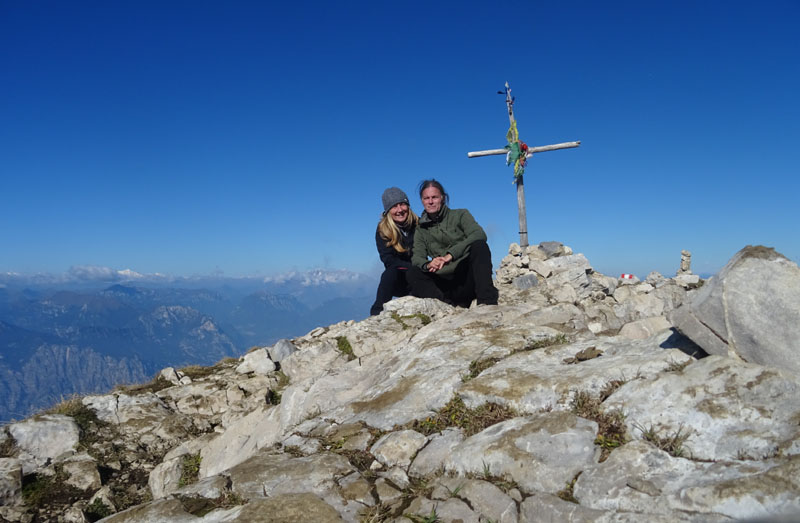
[467,82,580,247]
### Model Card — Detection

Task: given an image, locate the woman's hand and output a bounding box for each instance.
[427,253,453,272]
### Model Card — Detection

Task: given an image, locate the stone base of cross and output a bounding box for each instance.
[468,83,580,248]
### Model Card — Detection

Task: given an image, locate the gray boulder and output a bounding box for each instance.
[669,245,800,374]
[7,415,80,473]
[0,458,22,506]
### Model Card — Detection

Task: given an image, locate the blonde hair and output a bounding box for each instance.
[378,207,418,253]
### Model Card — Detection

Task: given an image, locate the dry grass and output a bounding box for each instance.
[665,358,692,373]
[408,396,516,437]
[44,395,106,437]
[522,333,569,351]
[179,365,217,380]
[569,390,627,461]
[556,472,581,504]
[462,357,501,382]
[635,423,691,457]
[0,430,17,458]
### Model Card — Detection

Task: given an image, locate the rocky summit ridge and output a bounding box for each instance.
[2,242,800,522]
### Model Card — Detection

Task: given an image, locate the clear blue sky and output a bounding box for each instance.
[2,1,798,279]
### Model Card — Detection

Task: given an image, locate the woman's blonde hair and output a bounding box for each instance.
[378,206,418,253]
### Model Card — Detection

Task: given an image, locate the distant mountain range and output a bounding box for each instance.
[0,268,376,423]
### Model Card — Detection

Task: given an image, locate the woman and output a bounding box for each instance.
[409,179,498,307]
[370,187,419,316]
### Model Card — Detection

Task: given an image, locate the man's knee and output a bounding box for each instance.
[468,239,492,260]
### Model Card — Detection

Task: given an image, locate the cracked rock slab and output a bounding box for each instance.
[575,441,800,520]
[445,412,598,494]
[603,355,800,461]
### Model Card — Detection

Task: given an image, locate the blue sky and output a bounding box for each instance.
[2,1,798,279]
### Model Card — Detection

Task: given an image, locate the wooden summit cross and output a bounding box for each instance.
[468,82,580,248]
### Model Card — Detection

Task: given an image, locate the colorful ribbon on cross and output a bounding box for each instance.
[504,120,529,180]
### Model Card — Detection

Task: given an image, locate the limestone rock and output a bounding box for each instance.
[173,474,229,499]
[224,494,344,522]
[669,245,800,374]
[409,428,464,478]
[604,355,800,461]
[575,441,800,520]
[539,241,566,258]
[405,496,478,523]
[456,479,518,523]
[8,415,80,473]
[62,453,101,491]
[445,412,598,493]
[0,458,22,506]
[370,430,427,469]
[513,273,539,290]
[235,347,276,375]
[148,455,183,499]
[338,472,375,507]
[267,339,297,362]
[674,273,700,288]
[280,339,347,384]
[459,330,693,413]
[94,498,199,522]
[228,451,356,520]
[200,405,282,478]
[618,316,672,340]
[5,241,800,522]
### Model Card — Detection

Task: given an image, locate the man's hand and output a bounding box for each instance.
[427,253,453,272]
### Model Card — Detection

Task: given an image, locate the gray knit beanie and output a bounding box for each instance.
[381,187,410,214]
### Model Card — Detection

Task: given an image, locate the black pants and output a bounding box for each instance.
[370,267,411,315]
[407,240,499,307]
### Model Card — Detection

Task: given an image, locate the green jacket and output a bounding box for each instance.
[411,206,487,278]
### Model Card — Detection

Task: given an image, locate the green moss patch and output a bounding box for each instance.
[336,336,356,361]
[178,453,202,487]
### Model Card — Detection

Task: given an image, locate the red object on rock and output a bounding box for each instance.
[620,273,635,280]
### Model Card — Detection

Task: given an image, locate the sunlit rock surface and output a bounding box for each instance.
[1,243,799,522]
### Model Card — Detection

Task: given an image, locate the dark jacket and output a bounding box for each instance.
[376,224,415,270]
[411,205,487,277]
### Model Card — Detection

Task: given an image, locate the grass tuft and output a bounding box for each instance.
[408,396,516,437]
[22,466,83,509]
[359,503,394,522]
[275,370,290,388]
[569,390,627,461]
[266,389,282,405]
[178,453,202,487]
[403,507,440,523]
[84,498,114,521]
[635,423,691,457]
[598,379,626,402]
[462,357,501,382]
[336,336,356,361]
[1,430,17,458]
[556,472,581,504]
[665,358,691,373]
[521,333,569,352]
[178,365,216,380]
[391,312,432,330]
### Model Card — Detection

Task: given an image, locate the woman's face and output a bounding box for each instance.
[421,186,443,215]
[388,202,409,224]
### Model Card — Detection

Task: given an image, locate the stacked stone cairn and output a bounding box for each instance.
[1,242,799,522]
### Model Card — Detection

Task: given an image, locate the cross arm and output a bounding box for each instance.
[467,140,581,158]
